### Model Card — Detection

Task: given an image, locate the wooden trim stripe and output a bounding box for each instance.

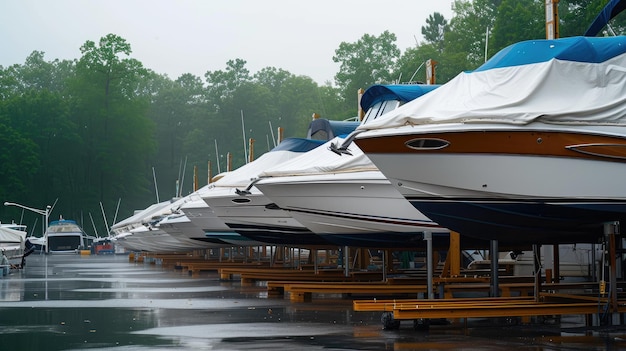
[355,130,626,162]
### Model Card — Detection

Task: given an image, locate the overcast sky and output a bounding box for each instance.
[1,0,454,85]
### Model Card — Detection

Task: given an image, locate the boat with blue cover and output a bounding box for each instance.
[354,36,626,244]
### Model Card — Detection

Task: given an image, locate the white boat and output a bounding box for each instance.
[256,146,453,248]
[45,218,86,254]
[202,117,362,247]
[0,225,28,273]
[353,36,626,245]
[156,210,235,249]
[180,191,265,247]
[110,200,175,252]
[253,84,464,249]
[511,244,604,279]
[202,138,334,247]
[111,196,223,252]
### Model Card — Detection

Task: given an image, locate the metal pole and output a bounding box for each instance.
[381,250,387,282]
[605,221,619,321]
[490,240,499,297]
[343,246,350,277]
[425,232,434,299]
[533,244,542,303]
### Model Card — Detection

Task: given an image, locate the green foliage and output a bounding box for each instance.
[422,12,448,53]
[395,44,441,84]
[560,0,626,36]
[333,31,401,109]
[491,0,545,54]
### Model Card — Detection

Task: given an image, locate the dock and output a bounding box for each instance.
[128,229,626,331]
[354,292,626,329]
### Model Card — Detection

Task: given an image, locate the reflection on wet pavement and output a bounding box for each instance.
[0,254,624,350]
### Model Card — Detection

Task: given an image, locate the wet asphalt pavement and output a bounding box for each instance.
[0,254,625,350]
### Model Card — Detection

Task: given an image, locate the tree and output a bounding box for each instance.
[205,58,251,103]
[560,0,626,37]
[0,112,40,205]
[444,0,502,70]
[491,0,544,53]
[147,73,209,198]
[70,34,155,229]
[333,31,401,112]
[254,69,330,138]
[422,12,448,53]
[395,44,442,84]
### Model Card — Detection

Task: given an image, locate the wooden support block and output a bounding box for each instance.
[290,291,312,302]
[449,231,461,277]
[267,283,285,296]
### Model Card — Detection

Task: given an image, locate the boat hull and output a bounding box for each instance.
[256,171,451,248]
[157,213,230,249]
[180,199,262,246]
[204,188,332,246]
[355,124,626,244]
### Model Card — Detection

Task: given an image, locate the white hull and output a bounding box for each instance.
[123,226,197,253]
[204,186,329,246]
[257,171,448,242]
[363,123,626,201]
[206,187,306,231]
[180,198,264,247]
[356,123,626,244]
[258,172,438,233]
[513,244,603,278]
[157,213,228,249]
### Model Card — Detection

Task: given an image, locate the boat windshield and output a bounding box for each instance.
[48,236,82,251]
[48,223,81,233]
[362,100,401,125]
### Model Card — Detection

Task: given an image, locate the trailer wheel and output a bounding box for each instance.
[381,312,401,330]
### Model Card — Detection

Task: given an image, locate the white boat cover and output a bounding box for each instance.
[0,227,26,245]
[111,200,178,230]
[212,138,324,187]
[258,137,377,178]
[357,36,626,130]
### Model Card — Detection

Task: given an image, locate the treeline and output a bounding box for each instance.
[0,0,622,236]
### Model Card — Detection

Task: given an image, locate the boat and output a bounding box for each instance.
[255,84,460,248]
[111,200,178,252]
[156,210,231,249]
[202,137,335,246]
[511,244,604,279]
[110,197,220,253]
[0,225,28,273]
[176,196,250,247]
[353,36,626,245]
[45,218,87,254]
[201,117,361,247]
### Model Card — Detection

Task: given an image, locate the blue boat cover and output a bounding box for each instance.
[271,137,325,153]
[360,84,440,112]
[49,219,78,226]
[306,118,360,140]
[328,120,360,137]
[585,0,626,36]
[475,36,626,72]
[357,35,626,130]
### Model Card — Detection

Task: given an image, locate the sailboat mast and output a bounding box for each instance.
[214,140,221,174]
[152,167,160,203]
[241,110,248,163]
